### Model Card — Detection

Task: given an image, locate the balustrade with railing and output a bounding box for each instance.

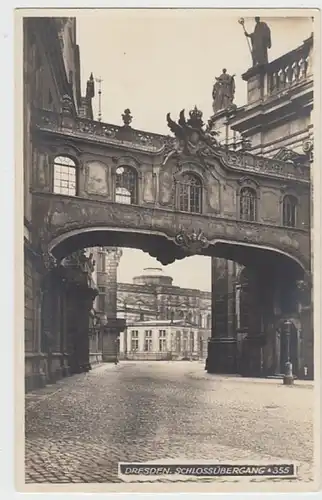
[266,35,313,97]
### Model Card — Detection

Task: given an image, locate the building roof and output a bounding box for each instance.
[132,267,173,286]
[126,319,196,327]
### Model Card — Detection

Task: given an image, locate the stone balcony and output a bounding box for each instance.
[241,34,313,104]
[33,107,168,154]
[266,35,313,99]
[228,35,313,157]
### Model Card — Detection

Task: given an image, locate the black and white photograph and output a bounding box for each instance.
[17,8,319,493]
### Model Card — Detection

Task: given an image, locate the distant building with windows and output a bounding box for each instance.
[116,267,211,359]
[120,319,205,361]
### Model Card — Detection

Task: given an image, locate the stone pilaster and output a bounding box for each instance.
[211,257,236,338]
[97,247,123,362]
[102,326,118,362]
[207,257,237,374]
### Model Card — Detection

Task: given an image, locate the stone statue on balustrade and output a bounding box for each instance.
[212,68,236,115]
[244,17,272,66]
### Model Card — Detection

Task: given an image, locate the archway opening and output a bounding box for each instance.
[42,226,308,381]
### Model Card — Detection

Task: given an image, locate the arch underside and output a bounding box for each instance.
[49,227,307,280]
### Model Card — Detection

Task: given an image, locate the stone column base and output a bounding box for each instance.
[25,372,47,393]
[206,338,237,374]
[238,336,266,377]
[102,329,118,363]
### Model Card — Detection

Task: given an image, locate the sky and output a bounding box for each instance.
[75,11,312,291]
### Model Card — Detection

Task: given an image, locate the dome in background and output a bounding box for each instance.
[132,267,173,286]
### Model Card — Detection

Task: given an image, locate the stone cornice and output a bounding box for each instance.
[229,78,313,133]
[33,108,167,155]
[118,281,211,298]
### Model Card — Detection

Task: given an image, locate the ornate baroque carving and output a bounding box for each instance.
[302,138,314,162]
[34,192,310,272]
[220,150,310,182]
[34,109,310,183]
[165,107,219,161]
[174,228,209,254]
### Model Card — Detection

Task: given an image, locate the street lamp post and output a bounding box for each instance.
[283,320,294,386]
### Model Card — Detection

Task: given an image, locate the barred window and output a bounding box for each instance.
[115,166,137,204]
[144,330,153,352]
[177,173,202,213]
[240,187,257,221]
[53,156,77,196]
[131,330,139,351]
[283,195,297,227]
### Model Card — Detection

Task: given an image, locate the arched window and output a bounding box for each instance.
[53,156,77,196]
[240,187,257,221]
[206,313,211,329]
[283,195,297,227]
[177,173,202,213]
[115,166,137,204]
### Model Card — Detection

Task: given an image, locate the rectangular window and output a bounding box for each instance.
[176,331,181,353]
[190,331,195,352]
[144,330,153,352]
[131,330,139,351]
[159,330,167,352]
[53,157,77,196]
[183,331,188,352]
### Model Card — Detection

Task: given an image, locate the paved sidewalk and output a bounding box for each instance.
[186,364,314,388]
[25,363,121,409]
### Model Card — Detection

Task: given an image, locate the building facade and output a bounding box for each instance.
[116,267,211,359]
[23,17,313,392]
[23,17,99,390]
[121,319,205,361]
[209,33,313,378]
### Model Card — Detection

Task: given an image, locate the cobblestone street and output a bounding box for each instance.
[25,362,314,484]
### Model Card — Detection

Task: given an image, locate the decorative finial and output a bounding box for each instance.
[86,73,95,100]
[122,108,133,127]
[95,76,103,121]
